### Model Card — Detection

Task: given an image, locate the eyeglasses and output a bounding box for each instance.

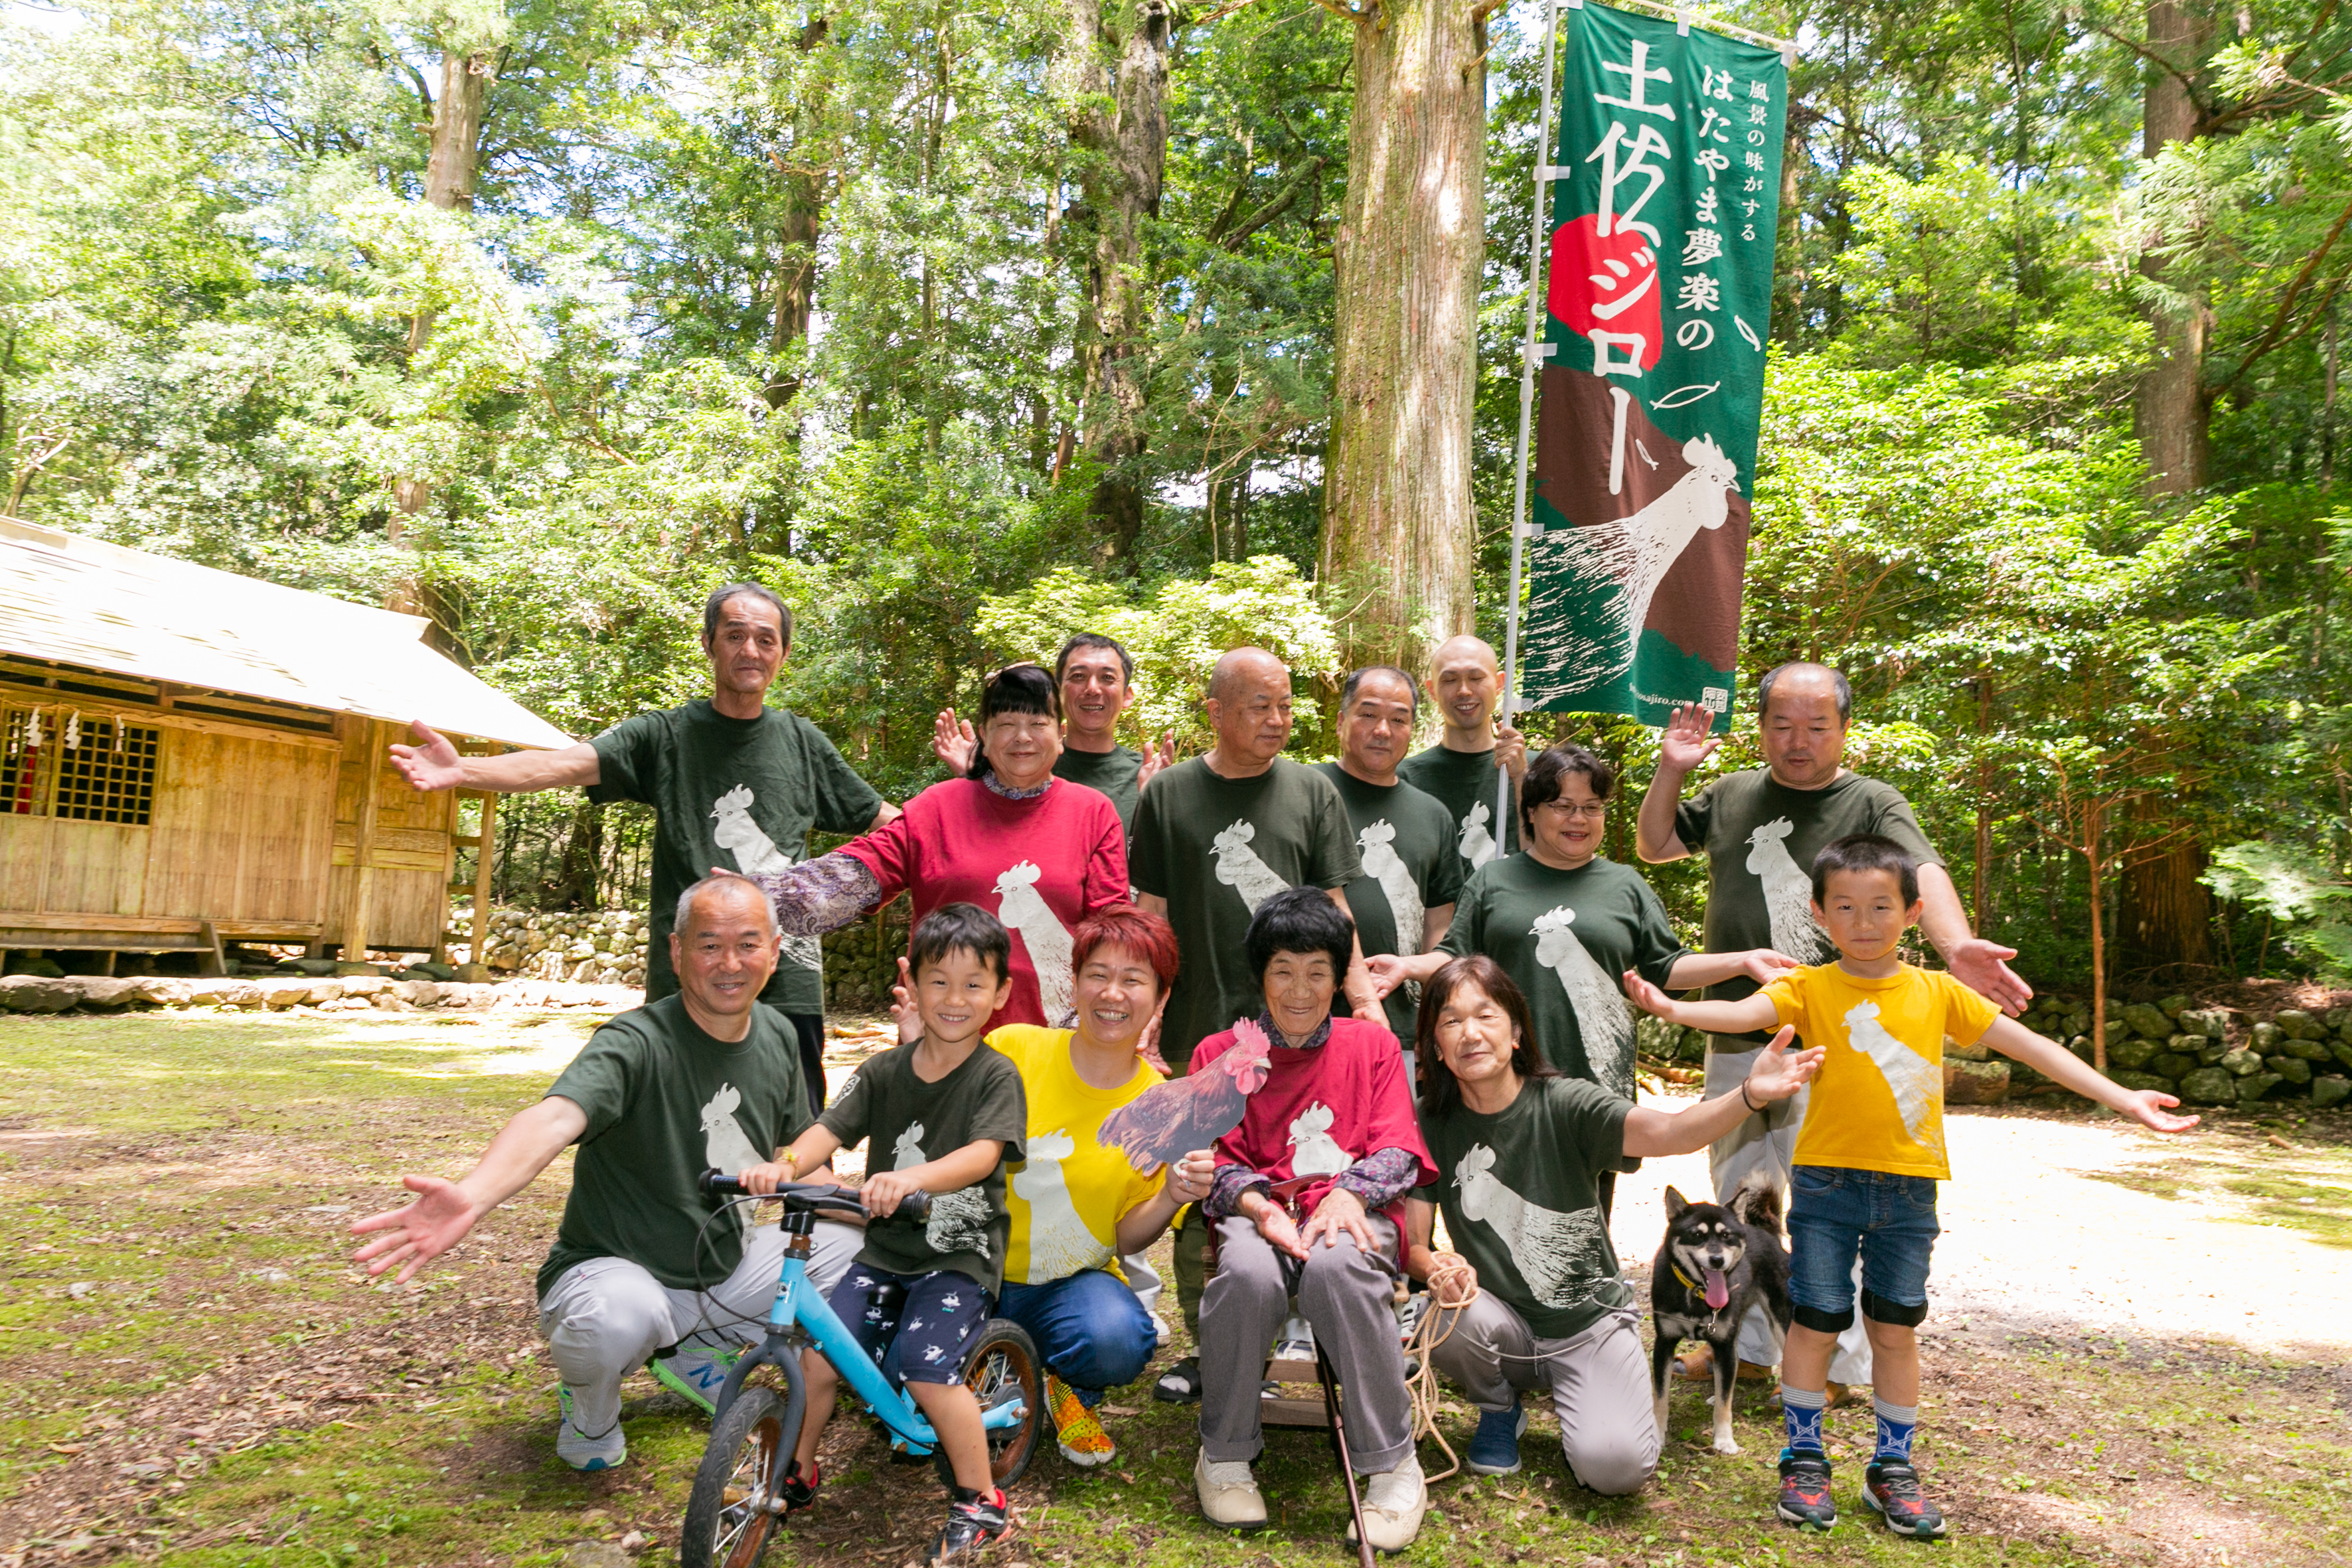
[1535,799,1608,820]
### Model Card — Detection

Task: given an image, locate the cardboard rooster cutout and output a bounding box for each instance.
[1099,1018,1275,1173]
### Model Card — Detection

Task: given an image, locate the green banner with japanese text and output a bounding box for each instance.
[1520,1,1786,730]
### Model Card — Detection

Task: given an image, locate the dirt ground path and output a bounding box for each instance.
[1607,1097,2352,1360]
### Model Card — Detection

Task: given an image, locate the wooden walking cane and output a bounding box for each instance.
[1281,1248,1378,1568]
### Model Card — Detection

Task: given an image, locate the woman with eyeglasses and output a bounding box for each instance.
[731,663,1127,1032]
[1368,744,1794,1210]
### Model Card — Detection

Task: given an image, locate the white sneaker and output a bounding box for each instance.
[1348,1452,1427,1553]
[1148,1310,1172,1348]
[556,1385,626,1471]
[1194,1450,1267,1528]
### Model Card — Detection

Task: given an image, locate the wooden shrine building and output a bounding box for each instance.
[0,518,570,967]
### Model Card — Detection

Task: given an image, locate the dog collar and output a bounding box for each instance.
[1672,1265,1701,1291]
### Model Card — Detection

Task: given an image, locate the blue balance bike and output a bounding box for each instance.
[680,1174,1042,1568]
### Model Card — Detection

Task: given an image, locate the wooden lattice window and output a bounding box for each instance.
[51,718,159,824]
[0,710,160,823]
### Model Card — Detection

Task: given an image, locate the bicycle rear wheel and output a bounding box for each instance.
[681,1384,796,1568]
[933,1319,1042,1490]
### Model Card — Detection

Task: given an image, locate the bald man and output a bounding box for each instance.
[1635,661,2029,1390]
[1129,648,1374,1393]
[1398,635,1529,870]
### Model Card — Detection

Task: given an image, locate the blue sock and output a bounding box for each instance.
[1873,1396,1917,1462]
[1781,1383,1827,1456]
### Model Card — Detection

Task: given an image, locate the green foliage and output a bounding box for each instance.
[975,555,1342,755]
[2204,841,2352,980]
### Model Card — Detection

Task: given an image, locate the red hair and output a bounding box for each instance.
[1071,904,1179,994]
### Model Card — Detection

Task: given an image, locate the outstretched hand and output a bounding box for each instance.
[350,1176,480,1285]
[2120,1089,2201,1135]
[1741,1025,1822,1105]
[1657,702,1722,777]
[932,708,977,775]
[1737,948,1801,985]
[1620,969,1676,1019]
[1136,730,1178,790]
[388,720,465,793]
[1946,936,2033,1016]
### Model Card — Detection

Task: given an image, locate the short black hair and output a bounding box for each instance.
[907,902,1013,983]
[1758,661,1852,722]
[1244,885,1354,984]
[703,583,793,651]
[1055,633,1134,686]
[1519,742,1614,838]
[1341,665,1419,716]
[1810,834,1918,905]
[968,663,1061,782]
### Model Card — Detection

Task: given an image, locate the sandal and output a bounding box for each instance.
[1154,1354,1203,1403]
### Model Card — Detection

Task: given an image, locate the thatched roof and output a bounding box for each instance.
[0,518,572,749]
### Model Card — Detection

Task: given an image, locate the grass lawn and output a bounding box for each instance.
[1,1010,2347,1567]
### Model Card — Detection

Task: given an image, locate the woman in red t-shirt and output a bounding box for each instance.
[735,663,1127,1031]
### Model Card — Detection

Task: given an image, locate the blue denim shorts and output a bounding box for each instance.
[1785,1165,1940,1334]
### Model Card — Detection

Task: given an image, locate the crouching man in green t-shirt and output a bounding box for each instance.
[351,875,856,1472]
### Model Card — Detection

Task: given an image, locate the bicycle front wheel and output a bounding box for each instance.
[681,1384,796,1568]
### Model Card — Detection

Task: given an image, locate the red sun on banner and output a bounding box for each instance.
[1546,212,1662,372]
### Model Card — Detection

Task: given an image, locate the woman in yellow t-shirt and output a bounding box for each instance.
[986,905,1212,1469]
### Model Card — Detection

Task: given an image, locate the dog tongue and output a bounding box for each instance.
[1703,1269,1730,1310]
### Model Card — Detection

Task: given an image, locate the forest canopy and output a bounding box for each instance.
[3,0,2349,994]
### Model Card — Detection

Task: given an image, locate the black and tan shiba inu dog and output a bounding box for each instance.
[1650,1172,1792,1454]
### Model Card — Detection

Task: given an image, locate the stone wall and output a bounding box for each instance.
[0,974,639,1014]
[461,902,912,1011]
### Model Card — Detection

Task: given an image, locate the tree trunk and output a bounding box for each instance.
[2120,834,2213,980]
[1320,0,1484,670]
[2086,813,2108,1073]
[1063,0,1170,563]
[390,48,495,605]
[764,17,834,413]
[549,799,605,911]
[2132,0,2211,495]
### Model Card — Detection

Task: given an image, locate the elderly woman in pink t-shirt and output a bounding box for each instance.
[735,663,1128,1032]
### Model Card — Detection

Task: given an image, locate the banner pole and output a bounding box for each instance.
[1498,0,1563,863]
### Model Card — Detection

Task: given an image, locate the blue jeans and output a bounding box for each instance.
[996,1268,1158,1407]
[1786,1165,1940,1335]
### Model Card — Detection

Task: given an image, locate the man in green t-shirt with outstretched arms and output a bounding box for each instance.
[350,876,857,1473]
[1398,635,1529,872]
[390,583,898,1113]
[1634,661,2030,1388]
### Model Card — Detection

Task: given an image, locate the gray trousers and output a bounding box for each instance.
[1429,1293,1659,1495]
[1705,1042,1872,1383]
[537,1219,859,1435]
[1198,1214,1413,1473]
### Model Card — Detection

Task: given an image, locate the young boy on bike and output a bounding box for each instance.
[746,902,1028,1564]
[1625,834,2197,1540]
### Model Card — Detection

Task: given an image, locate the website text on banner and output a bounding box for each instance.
[1518,3,1788,732]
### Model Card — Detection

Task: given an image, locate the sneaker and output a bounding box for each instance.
[1776,1449,1836,1531]
[1047,1375,1116,1468]
[779,1458,821,1514]
[651,1342,742,1415]
[555,1385,625,1471]
[1194,1450,1267,1528]
[1863,1459,1946,1539]
[1348,1452,1427,1553]
[925,1488,1011,1563]
[1464,1398,1528,1476]
[1148,1310,1172,1348]
[1154,1354,1203,1403]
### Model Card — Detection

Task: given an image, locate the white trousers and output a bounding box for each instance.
[536,1220,860,1435]
[1704,1044,1873,1384]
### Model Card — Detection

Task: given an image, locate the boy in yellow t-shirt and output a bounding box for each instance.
[1626,834,2197,1541]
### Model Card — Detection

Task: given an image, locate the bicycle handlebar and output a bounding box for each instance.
[698,1168,931,1222]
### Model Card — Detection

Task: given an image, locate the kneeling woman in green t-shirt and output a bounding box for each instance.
[1405,955,1822,1487]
